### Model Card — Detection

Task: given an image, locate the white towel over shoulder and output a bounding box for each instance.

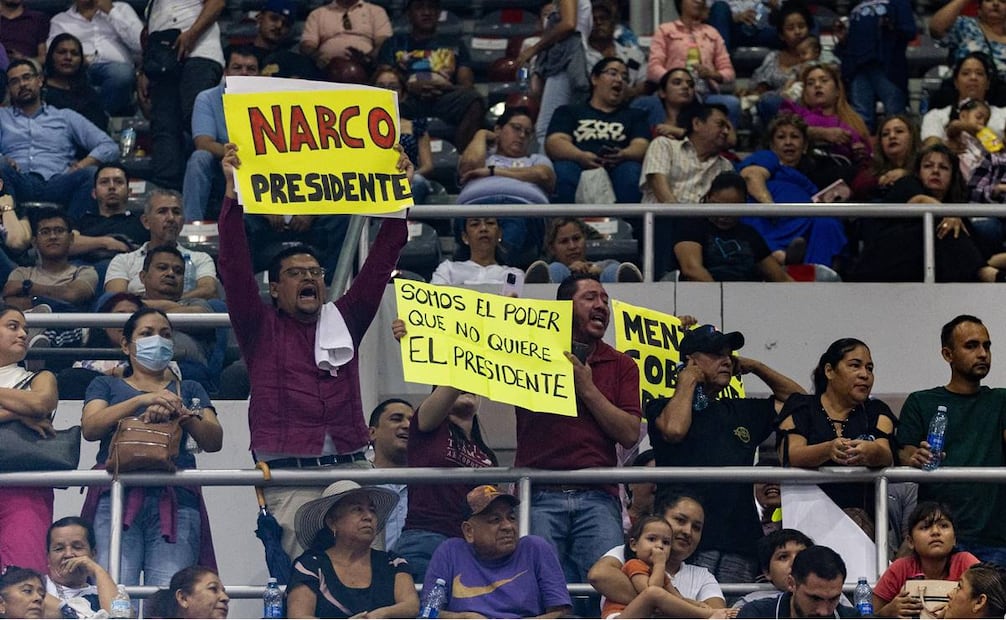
[315,302,354,376]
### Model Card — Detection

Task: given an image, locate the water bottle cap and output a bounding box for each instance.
[267,577,277,585]
[435,578,447,585]
[858,577,868,582]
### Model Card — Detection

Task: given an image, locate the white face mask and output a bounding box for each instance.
[134,335,173,372]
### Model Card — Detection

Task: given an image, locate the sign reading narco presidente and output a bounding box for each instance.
[222,76,412,215]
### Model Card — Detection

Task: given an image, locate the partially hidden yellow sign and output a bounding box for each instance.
[223,77,411,215]
[612,299,744,407]
[396,280,577,416]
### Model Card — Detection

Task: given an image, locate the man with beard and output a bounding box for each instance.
[69,164,149,274]
[514,273,641,606]
[898,314,1006,565]
[252,0,295,64]
[217,143,412,560]
[104,189,219,300]
[737,545,859,618]
[545,57,649,204]
[645,325,804,584]
[0,60,117,218]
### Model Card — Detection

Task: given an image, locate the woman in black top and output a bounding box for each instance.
[43,34,109,132]
[777,337,896,517]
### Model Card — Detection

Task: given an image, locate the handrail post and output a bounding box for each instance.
[109,479,125,582]
[875,474,889,578]
[643,210,655,282]
[518,476,532,537]
[923,212,935,284]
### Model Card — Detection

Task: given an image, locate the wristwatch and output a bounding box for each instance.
[21,280,32,296]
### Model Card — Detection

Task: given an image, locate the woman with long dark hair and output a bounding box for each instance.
[43,34,108,131]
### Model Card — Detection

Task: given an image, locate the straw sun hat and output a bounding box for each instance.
[294,480,399,550]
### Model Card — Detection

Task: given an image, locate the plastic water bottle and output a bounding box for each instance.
[119,127,136,159]
[263,578,283,619]
[185,397,202,453]
[420,578,448,618]
[517,66,530,93]
[692,384,709,411]
[854,577,874,616]
[183,254,197,292]
[924,406,948,471]
[109,585,131,618]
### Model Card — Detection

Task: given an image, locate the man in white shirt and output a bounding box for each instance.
[47,0,143,115]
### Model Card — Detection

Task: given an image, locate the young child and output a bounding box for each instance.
[779,36,822,102]
[947,99,1001,180]
[732,529,814,610]
[967,108,1006,202]
[600,514,735,619]
[873,502,980,618]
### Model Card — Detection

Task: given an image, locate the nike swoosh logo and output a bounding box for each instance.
[452,571,527,598]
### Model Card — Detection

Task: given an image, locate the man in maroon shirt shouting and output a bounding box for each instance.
[218,143,414,558]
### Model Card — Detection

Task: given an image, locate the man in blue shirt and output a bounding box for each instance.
[0,60,118,219]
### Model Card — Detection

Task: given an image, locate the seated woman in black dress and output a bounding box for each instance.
[776,337,896,528]
[287,481,419,619]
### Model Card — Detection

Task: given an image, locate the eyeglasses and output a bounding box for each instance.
[600,68,629,81]
[36,226,68,237]
[7,73,38,87]
[343,11,352,30]
[506,122,533,137]
[282,266,326,279]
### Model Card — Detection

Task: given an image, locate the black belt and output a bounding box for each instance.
[266,452,367,469]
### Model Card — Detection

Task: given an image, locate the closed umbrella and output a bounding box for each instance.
[254,462,291,584]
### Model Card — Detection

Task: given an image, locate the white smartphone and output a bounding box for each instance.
[812,179,852,203]
[501,271,524,298]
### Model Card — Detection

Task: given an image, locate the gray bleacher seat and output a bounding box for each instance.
[428,138,460,193]
[392,9,463,36]
[583,218,639,265]
[425,116,457,142]
[907,33,948,77]
[732,46,771,77]
[465,35,510,75]
[920,64,951,113]
[470,9,539,38]
[370,219,441,281]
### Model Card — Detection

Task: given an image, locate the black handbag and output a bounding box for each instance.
[142,29,182,79]
[0,422,81,471]
[0,371,81,471]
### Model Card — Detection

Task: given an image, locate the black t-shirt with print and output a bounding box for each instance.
[547,102,649,154]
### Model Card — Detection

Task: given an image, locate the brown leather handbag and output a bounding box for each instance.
[106,416,182,476]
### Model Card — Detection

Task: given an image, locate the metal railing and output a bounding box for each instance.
[397,202,1006,284]
[3,465,999,598]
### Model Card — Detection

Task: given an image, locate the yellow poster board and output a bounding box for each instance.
[612,299,744,407]
[396,280,577,416]
[222,76,411,215]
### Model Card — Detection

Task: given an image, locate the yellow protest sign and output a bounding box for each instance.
[222,76,411,215]
[612,299,744,407]
[396,280,577,416]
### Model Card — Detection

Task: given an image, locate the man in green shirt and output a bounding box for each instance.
[897,314,1006,564]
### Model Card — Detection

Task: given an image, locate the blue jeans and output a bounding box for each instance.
[182,150,221,222]
[94,493,201,586]
[412,172,431,205]
[149,57,222,189]
[548,260,619,283]
[245,214,350,286]
[88,61,135,116]
[553,160,643,204]
[707,1,779,50]
[530,490,624,584]
[848,65,907,133]
[537,72,572,151]
[0,162,98,218]
[956,540,1006,566]
[394,529,448,583]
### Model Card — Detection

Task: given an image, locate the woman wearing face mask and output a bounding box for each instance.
[81,307,223,588]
